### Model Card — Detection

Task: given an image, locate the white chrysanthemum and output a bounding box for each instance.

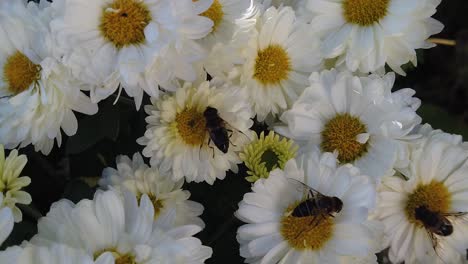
[0,145,31,222]
[307,0,444,74]
[239,6,323,121]
[198,0,252,48]
[0,193,14,246]
[276,69,421,180]
[206,6,323,121]
[138,81,254,184]
[50,0,213,107]
[0,0,98,155]
[0,244,109,264]
[32,190,212,263]
[236,152,382,263]
[100,152,205,228]
[376,128,468,264]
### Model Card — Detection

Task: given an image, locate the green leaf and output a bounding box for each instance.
[66,102,120,155]
[417,104,468,139]
[62,179,96,203]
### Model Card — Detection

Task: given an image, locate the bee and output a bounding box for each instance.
[415,205,467,263]
[287,178,343,234]
[204,107,230,153]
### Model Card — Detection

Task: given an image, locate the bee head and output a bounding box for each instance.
[333,197,343,213]
[204,107,218,117]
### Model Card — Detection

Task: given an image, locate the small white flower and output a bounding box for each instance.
[0,0,98,154]
[259,0,312,22]
[276,69,421,180]
[307,0,444,74]
[236,151,382,263]
[32,190,212,263]
[138,81,254,184]
[0,145,31,222]
[376,130,468,263]
[100,152,205,228]
[50,0,213,107]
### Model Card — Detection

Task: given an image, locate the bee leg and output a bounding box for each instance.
[227,129,237,147]
[206,138,216,158]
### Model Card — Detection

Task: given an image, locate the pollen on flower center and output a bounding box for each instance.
[405,181,451,226]
[94,249,137,264]
[99,0,151,48]
[175,108,207,146]
[198,0,224,33]
[342,0,390,26]
[321,113,368,163]
[253,45,291,86]
[3,51,41,94]
[281,202,334,250]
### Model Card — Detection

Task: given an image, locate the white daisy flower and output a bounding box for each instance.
[137,80,254,184]
[0,193,14,246]
[276,69,422,180]
[236,152,382,263]
[0,244,109,264]
[50,0,213,107]
[198,0,253,48]
[258,0,312,22]
[207,6,323,121]
[307,0,444,74]
[32,189,213,263]
[376,129,468,264]
[0,0,98,155]
[99,152,205,228]
[239,6,323,121]
[0,145,31,223]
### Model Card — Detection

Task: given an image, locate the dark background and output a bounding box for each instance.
[3,1,468,263]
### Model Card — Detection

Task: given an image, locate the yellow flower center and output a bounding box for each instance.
[199,0,224,33]
[148,194,164,219]
[94,249,137,264]
[321,113,368,163]
[281,202,334,250]
[3,51,41,94]
[253,45,291,86]
[175,108,207,146]
[342,0,390,26]
[405,181,451,226]
[99,0,151,48]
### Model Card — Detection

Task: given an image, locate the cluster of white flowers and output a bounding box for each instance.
[1,0,466,263]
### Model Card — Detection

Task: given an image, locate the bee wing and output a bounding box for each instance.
[444,212,468,217]
[286,178,323,200]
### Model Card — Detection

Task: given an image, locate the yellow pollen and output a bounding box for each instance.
[321,113,368,163]
[94,249,137,264]
[198,0,224,33]
[3,51,41,94]
[148,194,164,219]
[175,108,207,146]
[342,0,390,26]
[405,181,451,226]
[281,202,334,250]
[253,45,291,86]
[100,0,151,48]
